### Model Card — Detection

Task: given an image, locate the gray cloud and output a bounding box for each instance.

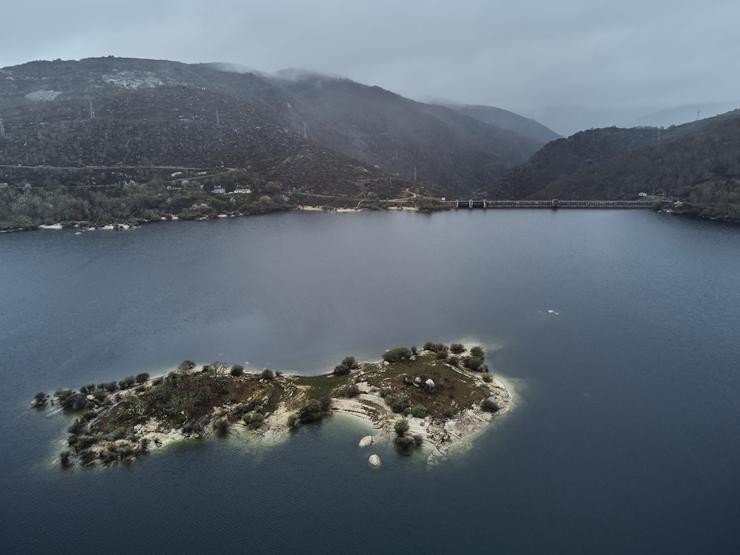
[2,0,739,133]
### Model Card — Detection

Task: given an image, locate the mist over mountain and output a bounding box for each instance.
[447,104,560,144]
[0,56,553,198]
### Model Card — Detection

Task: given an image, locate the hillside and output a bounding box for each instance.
[0,57,553,202]
[448,104,560,144]
[497,111,740,222]
[0,58,410,198]
[268,71,545,195]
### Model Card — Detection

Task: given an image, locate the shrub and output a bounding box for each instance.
[411,345,418,355]
[178,360,196,372]
[436,350,448,360]
[135,373,150,384]
[394,419,410,437]
[68,418,85,435]
[342,356,358,369]
[288,414,299,429]
[447,355,459,367]
[152,377,163,386]
[213,418,230,436]
[244,412,265,430]
[32,392,48,408]
[386,394,409,414]
[413,434,423,447]
[333,364,351,376]
[464,356,484,371]
[118,376,136,389]
[450,343,466,354]
[383,347,412,363]
[55,389,90,412]
[480,398,500,413]
[59,450,72,467]
[470,346,485,359]
[230,365,244,377]
[261,369,275,381]
[298,398,331,423]
[101,381,119,392]
[424,342,448,354]
[79,449,97,466]
[345,384,361,398]
[482,375,493,383]
[393,435,416,455]
[411,404,428,419]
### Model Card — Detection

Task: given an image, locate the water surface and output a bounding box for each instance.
[1,210,739,554]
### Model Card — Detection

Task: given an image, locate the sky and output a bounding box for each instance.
[2,0,739,133]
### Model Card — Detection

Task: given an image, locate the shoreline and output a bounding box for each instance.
[35,343,512,468]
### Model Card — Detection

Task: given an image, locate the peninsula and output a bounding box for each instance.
[33,342,511,468]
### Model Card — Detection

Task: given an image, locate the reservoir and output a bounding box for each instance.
[1,210,739,554]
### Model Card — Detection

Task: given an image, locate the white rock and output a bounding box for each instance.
[368,454,381,467]
[359,435,374,448]
[425,379,435,391]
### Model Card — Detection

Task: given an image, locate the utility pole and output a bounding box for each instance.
[413,166,417,182]
[88,99,95,120]
[303,121,308,139]
[0,114,5,138]
[216,108,221,127]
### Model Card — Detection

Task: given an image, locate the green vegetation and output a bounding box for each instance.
[243,412,265,430]
[32,392,48,409]
[344,384,361,398]
[411,404,428,419]
[333,355,358,376]
[297,398,332,424]
[383,346,412,363]
[481,398,501,413]
[36,341,504,467]
[394,419,410,437]
[178,360,196,372]
[213,418,230,436]
[470,346,485,358]
[450,344,466,354]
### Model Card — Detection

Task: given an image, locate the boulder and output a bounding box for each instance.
[358,435,374,448]
[368,454,382,468]
[425,379,435,391]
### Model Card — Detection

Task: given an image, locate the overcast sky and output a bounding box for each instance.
[2,0,739,131]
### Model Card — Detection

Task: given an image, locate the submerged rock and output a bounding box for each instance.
[368,454,381,468]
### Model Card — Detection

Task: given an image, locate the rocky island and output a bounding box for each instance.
[33,342,512,468]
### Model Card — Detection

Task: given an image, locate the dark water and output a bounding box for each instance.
[1,210,739,554]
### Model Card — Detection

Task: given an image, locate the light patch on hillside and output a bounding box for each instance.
[102,71,165,89]
[25,90,62,101]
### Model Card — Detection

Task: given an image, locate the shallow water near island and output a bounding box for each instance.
[2,210,740,554]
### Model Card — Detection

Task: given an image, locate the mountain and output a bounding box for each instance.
[497,111,740,222]
[628,101,740,128]
[266,71,546,195]
[0,58,410,199]
[447,104,559,144]
[0,56,552,200]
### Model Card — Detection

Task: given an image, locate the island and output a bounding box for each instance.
[32,342,512,468]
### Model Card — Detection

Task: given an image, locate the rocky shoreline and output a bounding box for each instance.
[33,343,511,468]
